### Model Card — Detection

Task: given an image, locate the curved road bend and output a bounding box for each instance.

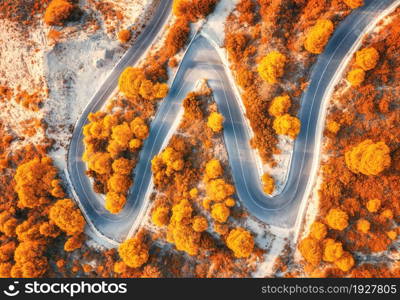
[66,0,171,247]
[67,0,398,247]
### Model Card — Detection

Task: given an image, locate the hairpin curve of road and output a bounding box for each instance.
[66,0,400,248]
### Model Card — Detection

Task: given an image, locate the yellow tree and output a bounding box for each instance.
[151,205,170,227]
[322,239,343,262]
[15,157,62,208]
[226,227,254,258]
[49,199,85,235]
[298,237,322,266]
[262,173,275,195]
[356,47,379,71]
[192,216,208,232]
[205,159,223,179]
[269,94,291,117]
[343,0,364,9]
[118,67,168,100]
[325,208,348,231]
[207,112,224,133]
[105,192,127,214]
[206,179,235,202]
[257,51,287,84]
[304,19,334,54]
[211,203,230,223]
[273,114,301,139]
[347,68,365,86]
[335,252,355,272]
[44,0,75,26]
[310,222,327,240]
[118,235,149,268]
[345,140,391,175]
[167,199,201,256]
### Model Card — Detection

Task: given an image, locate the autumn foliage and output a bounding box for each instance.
[147,87,257,263]
[0,154,86,278]
[14,157,65,208]
[163,18,190,58]
[226,227,254,258]
[325,208,349,231]
[207,112,224,133]
[118,67,168,101]
[298,237,321,266]
[273,114,301,139]
[83,113,150,213]
[304,19,334,54]
[345,140,391,176]
[343,0,364,9]
[172,0,218,22]
[347,68,365,86]
[118,29,131,43]
[49,199,85,236]
[13,241,48,277]
[118,234,149,268]
[44,0,75,26]
[205,159,223,180]
[262,173,275,195]
[151,205,170,227]
[167,199,201,256]
[257,51,287,84]
[269,94,291,117]
[355,47,380,71]
[310,222,327,240]
[299,223,355,272]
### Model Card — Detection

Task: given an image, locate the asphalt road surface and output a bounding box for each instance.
[67,0,399,247]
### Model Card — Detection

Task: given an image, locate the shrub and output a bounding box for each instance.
[226,227,254,258]
[355,47,379,71]
[323,238,344,262]
[118,29,131,43]
[357,219,370,233]
[257,51,287,84]
[347,68,365,86]
[44,0,75,26]
[298,237,322,266]
[269,94,291,117]
[343,0,364,9]
[205,159,223,180]
[118,235,149,268]
[304,19,334,54]
[325,208,348,231]
[207,112,224,133]
[326,120,341,134]
[49,199,85,235]
[211,203,230,223]
[366,199,381,213]
[345,140,391,176]
[273,114,301,139]
[310,222,327,240]
[262,173,275,195]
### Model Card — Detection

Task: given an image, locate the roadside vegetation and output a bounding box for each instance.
[224,0,352,189]
[82,0,220,214]
[295,6,400,277]
[0,0,399,278]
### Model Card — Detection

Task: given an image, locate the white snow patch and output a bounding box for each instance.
[202,0,239,47]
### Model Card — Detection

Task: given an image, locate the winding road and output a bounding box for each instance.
[66,0,400,247]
